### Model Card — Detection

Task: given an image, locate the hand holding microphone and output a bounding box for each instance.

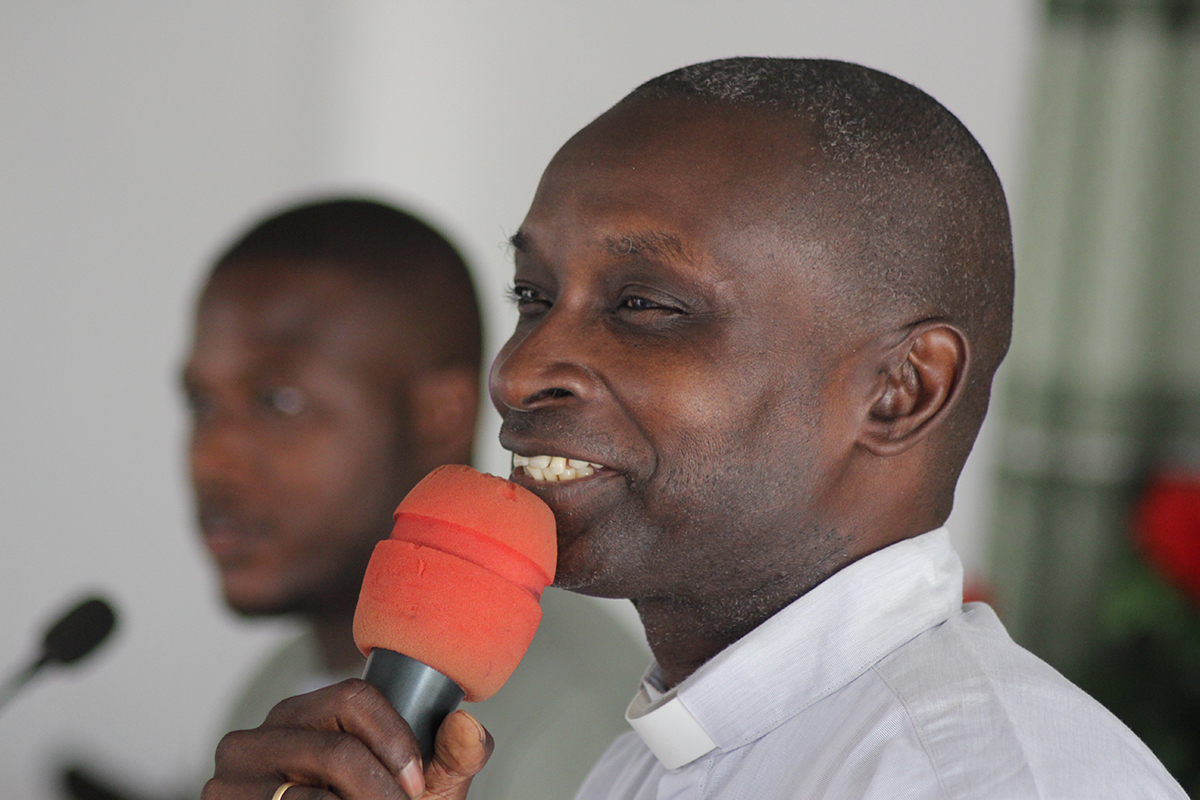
[204,466,557,800]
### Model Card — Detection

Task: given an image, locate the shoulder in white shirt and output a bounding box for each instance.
[577,529,1187,800]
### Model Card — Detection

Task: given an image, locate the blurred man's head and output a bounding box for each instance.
[183,199,481,630]
[490,58,1012,664]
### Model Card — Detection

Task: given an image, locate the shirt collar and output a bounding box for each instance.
[625,528,963,769]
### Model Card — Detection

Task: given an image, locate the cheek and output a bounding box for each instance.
[272,423,408,535]
[640,361,828,528]
[622,333,785,461]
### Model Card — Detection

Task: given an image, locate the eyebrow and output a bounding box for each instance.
[508,229,529,253]
[602,231,691,264]
[508,227,693,265]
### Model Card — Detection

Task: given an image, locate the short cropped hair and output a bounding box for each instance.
[212,197,481,372]
[626,58,1014,451]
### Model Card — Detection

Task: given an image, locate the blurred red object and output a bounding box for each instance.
[962,577,993,606]
[1134,471,1200,608]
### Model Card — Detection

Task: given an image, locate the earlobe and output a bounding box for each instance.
[858,322,968,457]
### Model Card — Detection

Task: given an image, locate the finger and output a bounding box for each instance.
[277,787,338,800]
[209,722,413,800]
[421,710,494,800]
[201,778,337,800]
[263,679,425,796]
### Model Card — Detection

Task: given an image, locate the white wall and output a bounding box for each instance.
[0,3,1037,798]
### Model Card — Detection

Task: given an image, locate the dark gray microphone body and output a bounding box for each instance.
[0,596,117,713]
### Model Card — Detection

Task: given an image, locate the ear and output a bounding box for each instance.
[857,321,968,457]
[409,365,480,467]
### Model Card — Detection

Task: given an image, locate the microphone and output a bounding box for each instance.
[0,595,118,712]
[353,465,556,762]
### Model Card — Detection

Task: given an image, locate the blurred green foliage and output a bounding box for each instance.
[1078,554,1200,796]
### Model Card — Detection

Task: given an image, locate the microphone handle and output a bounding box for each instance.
[362,649,465,764]
[0,654,49,714]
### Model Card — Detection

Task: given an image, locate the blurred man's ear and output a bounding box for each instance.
[856,321,968,457]
[410,365,480,468]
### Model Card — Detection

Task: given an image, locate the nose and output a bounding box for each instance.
[489,309,599,414]
[189,409,259,491]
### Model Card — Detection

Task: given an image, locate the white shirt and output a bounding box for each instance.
[574,529,1186,800]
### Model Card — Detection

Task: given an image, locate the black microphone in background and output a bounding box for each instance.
[0,596,118,713]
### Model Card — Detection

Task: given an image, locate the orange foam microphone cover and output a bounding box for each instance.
[354,464,557,703]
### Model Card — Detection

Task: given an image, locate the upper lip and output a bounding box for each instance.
[196,495,266,538]
[200,513,244,533]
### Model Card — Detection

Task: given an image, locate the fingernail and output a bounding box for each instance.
[399,759,425,798]
[459,710,487,743]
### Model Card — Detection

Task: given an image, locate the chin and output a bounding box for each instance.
[550,549,638,600]
[224,596,292,618]
[220,578,297,618]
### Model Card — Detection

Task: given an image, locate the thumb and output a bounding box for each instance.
[421,710,494,799]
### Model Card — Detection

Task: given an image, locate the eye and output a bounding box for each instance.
[616,289,682,316]
[620,296,668,311]
[258,386,307,417]
[506,284,551,316]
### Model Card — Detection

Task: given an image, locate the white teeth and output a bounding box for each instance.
[510,453,604,483]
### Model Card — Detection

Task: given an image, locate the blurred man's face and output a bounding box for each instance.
[183,262,425,617]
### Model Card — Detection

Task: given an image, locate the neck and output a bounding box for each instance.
[632,531,865,688]
[636,616,730,687]
[632,589,797,689]
[308,609,366,674]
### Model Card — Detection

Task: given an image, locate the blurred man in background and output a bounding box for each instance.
[181,197,646,799]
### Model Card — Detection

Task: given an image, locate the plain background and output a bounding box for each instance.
[0,3,1037,798]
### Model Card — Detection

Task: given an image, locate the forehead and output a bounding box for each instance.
[517,99,831,287]
[190,261,414,376]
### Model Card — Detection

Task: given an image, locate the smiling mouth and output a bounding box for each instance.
[198,510,267,561]
[202,521,252,560]
[511,454,606,483]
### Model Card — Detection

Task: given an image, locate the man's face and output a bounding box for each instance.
[183,263,424,617]
[490,100,865,614]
